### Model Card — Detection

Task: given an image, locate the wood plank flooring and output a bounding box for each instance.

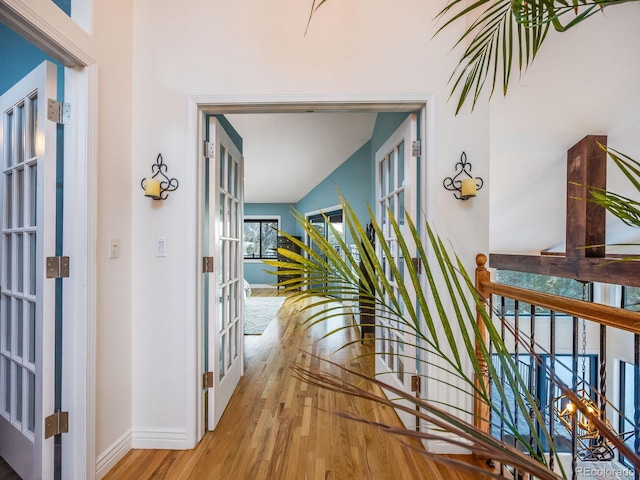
[104,289,491,480]
[0,457,20,480]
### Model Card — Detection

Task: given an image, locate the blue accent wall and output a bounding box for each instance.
[243,112,413,286]
[215,114,243,152]
[0,0,69,95]
[55,0,72,16]
[295,139,372,239]
[294,112,410,237]
[243,203,296,285]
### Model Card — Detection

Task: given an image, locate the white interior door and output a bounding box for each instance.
[0,61,57,480]
[374,113,419,429]
[205,117,244,430]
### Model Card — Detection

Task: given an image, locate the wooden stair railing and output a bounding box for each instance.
[473,253,640,436]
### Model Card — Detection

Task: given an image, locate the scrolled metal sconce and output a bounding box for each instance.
[140,153,179,200]
[443,152,483,200]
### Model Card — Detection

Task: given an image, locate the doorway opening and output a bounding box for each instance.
[189,96,432,446]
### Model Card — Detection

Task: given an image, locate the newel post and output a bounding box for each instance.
[474,253,491,434]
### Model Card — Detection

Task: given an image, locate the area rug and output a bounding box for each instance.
[244,296,285,335]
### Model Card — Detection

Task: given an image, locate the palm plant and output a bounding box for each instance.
[265,193,640,479]
[306,0,639,113]
[586,146,640,233]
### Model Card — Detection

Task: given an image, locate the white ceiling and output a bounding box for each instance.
[225,112,378,203]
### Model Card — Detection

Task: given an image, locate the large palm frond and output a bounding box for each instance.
[269,196,556,477]
[586,146,640,230]
[435,0,637,113]
[305,0,638,113]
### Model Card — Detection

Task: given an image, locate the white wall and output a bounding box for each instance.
[91,0,135,474]
[129,0,490,453]
[490,3,640,254]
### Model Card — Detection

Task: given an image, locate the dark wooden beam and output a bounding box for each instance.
[490,253,640,288]
[566,135,607,258]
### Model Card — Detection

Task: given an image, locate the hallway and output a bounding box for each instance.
[104,290,487,479]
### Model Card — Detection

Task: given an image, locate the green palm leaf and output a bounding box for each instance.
[264,193,573,477]
[435,0,550,113]
[436,0,638,112]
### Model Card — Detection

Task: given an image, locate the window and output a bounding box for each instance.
[496,270,588,315]
[243,218,279,260]
[619,360,638,468]
[620,286,639,468]
[490,353,598,453]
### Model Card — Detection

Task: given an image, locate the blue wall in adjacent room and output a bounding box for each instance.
[294,112,410,242]
[238,112,408,285]
[0,0,70,95]
[296,139,372,235]
[241,111,412,287]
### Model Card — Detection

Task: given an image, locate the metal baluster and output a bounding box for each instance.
[514,298,520,473]
[572,315,579,480]
[529,303,537,456]
[635,333,639,480]
[500,295,506,477]
[548,310,556,472]
[599,324,607,439]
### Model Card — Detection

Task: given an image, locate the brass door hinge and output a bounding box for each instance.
[46,256,70,278]
[47,99,71,124]
[411,257,422,275]
[411,375,421,393]
[203,257,214,273]
[203,371,214,388]
[44,411,69,438]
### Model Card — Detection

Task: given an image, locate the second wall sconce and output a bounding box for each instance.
[443,152,483,200]
[140,153,179,200]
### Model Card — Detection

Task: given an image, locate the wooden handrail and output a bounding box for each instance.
[472,253,640,440]
[479,280,640,336]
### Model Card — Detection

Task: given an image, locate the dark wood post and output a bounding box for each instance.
[566,135,607,258]
[474,253,491,434]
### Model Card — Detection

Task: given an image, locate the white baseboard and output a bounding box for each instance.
[95,429,132,479]
[131,428,188,450]
[249,284,277,289]
[424,437,472,455]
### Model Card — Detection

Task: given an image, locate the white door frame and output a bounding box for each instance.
[0,2,98,479]
[186,94,433,446]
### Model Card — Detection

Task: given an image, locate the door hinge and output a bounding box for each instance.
[204,141,215,159]
[411,140,422,157]
[411,257,422,275]
[46,256,70,278]
[47,99,71,124]
[203,256,214,273]
[411,375,421,393]
[203,371,214,388]
[44,411,69,438]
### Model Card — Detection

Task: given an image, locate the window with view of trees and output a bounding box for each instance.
[244,218,279,259]
[495,270,588,315]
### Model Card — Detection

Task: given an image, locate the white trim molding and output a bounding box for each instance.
[0,0,96,66]
[1,3,99,479]
[186,93,434,450]
[131,428,188,450]
[95,430,132,480]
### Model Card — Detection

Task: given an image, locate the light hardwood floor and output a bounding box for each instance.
[104,289,491,480]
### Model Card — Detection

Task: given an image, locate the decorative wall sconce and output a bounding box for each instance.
[140,154,179,200]
[443,152,483,200]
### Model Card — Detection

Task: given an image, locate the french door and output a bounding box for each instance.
[0,61,58,480]
[374,113,420,429]
[204,117,244,430]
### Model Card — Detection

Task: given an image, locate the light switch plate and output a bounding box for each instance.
[157,237,167,257]
[108,237,120,259]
